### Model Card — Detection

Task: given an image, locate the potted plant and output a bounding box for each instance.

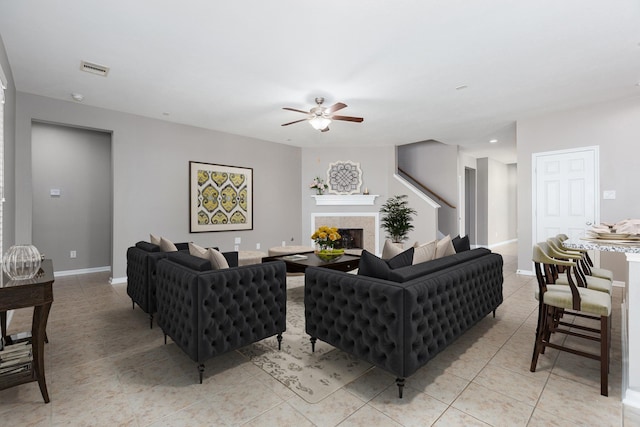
[380,195,416,243]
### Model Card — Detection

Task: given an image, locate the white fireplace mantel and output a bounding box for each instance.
[311,194,378,206]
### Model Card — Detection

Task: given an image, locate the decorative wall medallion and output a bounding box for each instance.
[327,161,362,194]
[189,161,253,232]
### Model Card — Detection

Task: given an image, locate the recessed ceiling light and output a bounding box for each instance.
[71,93,84,102]
[455,85,468,91]
[489,139,498,144]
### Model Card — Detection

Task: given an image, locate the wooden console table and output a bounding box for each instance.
[0,259,54,403]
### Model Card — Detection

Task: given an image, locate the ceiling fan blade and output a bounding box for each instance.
[326,102,347,114]
[331,115,364,123]
[282,107,310,114]
[281,118,309,126]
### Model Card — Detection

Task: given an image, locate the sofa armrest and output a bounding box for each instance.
[304,267,406,377]
[401,252,504,377]
[156,258,287,364]
[175,242,189,251]
[222,251,239,268]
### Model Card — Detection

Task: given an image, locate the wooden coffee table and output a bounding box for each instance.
[262,252,360,273]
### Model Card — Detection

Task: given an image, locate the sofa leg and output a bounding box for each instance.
[310,337,317,352]
[164,333,167,345]
[132,300,135,310]
[493,309,496,318]
[277,333,283,350]
[198,364,205,384]
[149,314,153,329]
[396,378,405,398]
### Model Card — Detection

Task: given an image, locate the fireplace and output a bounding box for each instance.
[311,213,379,254]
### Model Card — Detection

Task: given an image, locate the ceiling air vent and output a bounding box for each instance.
[80,60,110,77]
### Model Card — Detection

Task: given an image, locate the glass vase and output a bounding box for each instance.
[2,244,42,280]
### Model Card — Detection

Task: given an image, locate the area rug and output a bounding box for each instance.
[238,275,373,403]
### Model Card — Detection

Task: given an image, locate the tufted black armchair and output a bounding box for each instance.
[126,241,238,328]
[155,251,287,383]
[305,248,503,397]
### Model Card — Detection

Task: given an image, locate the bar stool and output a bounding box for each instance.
[531,242,611,396]
[546,238,613,295]
[556,234,614,281]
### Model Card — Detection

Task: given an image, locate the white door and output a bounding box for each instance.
[533,146,599,244]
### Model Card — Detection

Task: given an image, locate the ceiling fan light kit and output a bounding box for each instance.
[282,97,363,132]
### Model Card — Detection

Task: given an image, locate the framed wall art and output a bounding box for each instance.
[189,161,253,232]
[326,160,362,194]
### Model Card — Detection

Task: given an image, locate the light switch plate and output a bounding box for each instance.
[603,190,616,200]
[50,188,61,197]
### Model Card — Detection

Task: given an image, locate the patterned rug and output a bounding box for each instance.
[238,275,373,403]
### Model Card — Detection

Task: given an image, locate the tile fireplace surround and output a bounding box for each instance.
[311,213,379,254]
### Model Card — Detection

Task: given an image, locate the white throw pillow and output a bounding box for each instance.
[435,235,456,259]
[381,239,404,260]
[412,240,436,264]
[188,242,208,258]
[188,242,229,269]
[159,237,178,252]
[150,234,161,246]
[206,248,229,269]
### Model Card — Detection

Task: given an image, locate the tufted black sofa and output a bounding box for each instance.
[304,248,503,397]
[155,251,287,383]
[126,241,238,328]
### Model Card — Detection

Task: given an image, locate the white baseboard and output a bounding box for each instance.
[110,276,127,285]
[614,280,626,288]
[54,266,111,277]
[516,269,534,276]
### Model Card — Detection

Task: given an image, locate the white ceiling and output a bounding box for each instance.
[1,1,639,164]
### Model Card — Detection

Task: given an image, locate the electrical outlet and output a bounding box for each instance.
[70,250,77,258]
[256,243,261,250]
[234,245,239,251]
[282,241,286,247]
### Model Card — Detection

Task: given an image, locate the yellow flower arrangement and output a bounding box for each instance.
[311,226,342,250]
[311,226,344,261]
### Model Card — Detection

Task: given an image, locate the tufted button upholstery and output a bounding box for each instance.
[305,251,503,393]
[155,255,287,379]
[126,242,238,328]
[126,242,173,325]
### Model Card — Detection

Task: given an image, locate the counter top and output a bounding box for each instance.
[563,238,640,254]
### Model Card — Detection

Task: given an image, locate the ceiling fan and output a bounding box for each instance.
[281,97,364,132]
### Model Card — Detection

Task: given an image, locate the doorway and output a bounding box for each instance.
[31,122,112,274]
[532,146,599,246]
[465,167,477,246]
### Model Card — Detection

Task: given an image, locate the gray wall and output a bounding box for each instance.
[397,140,459,236]
[476,158,488,245]
[517,96,640,280]
[0,34,16,251]
[476,157,517,247]
[32,122,111,271]
[15,92,302,279]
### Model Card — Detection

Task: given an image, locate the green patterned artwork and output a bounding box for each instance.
[190,161,253,232]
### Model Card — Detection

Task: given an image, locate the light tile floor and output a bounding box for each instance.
[0,243,631,426]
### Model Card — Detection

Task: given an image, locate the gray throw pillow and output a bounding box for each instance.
[357,248,414,280]
[452,235,471,253]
